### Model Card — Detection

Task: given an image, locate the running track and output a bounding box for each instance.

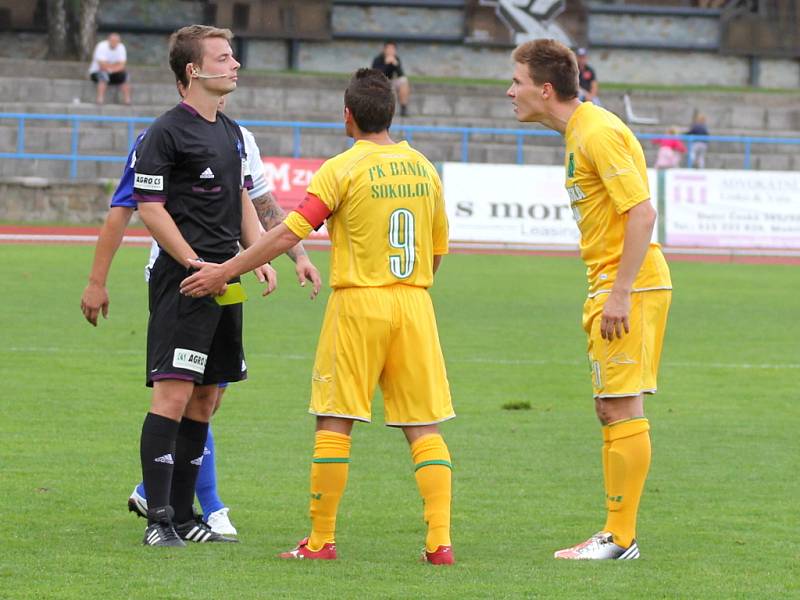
[2,225,799,265]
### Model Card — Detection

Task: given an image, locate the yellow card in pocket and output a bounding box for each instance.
[215,282,248,305]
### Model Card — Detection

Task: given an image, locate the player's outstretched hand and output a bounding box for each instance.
[254,263,277,297]
[295,255,322,300]
[180,259,228,298]
[80,282,109,326]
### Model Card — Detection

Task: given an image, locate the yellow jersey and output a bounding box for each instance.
[284,139,449,289]
[564,102,672,296]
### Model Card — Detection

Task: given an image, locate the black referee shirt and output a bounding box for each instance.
[133,102,252,262]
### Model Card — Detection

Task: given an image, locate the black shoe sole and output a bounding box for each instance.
[128,497,147,519]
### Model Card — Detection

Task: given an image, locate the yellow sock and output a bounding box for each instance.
[603,418,651,548]
[601,424,611,499]
[411,434,453,552]
[307,430,351,551]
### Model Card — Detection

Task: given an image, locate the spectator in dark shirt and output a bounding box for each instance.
[686,112,709,169]
[576,47,601,105]
[372,41,411,116]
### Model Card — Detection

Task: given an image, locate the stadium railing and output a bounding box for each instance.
[1,112,798,178]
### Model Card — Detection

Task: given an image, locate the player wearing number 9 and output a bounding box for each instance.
[180,68,456,564]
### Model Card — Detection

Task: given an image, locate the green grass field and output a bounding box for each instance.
[2,244,798,599]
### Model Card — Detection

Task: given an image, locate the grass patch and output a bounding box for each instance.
[2,245,798,598]
[501,401,532,411]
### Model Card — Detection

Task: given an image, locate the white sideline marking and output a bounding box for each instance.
[5,347,798,370]
[3,232,800,258]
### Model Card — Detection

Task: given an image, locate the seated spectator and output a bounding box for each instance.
[576,47,601,105]
[88,33,131,105]
[686,112,710,169]
[372,41,411,116]
[654,126,687,169]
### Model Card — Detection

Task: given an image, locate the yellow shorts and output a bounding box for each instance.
[583,290,671,399]
[309,285,454,426]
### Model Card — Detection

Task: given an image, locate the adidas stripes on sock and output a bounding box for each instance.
[170,417,209,524]
[140,412,180,524]
[307,430,351,552]
[411,433,453,552]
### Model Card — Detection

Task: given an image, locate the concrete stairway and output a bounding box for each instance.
[0,58,798,179]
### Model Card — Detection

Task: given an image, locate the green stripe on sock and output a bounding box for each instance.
[312,457,351,464]
[608,416,648,427]
[414,459,452,472]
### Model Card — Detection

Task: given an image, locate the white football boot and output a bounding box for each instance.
[206,507,238,536]
[554,531,640,560]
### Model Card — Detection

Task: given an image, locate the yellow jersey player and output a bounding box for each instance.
[180,68,456,565]
[508,39,672,560]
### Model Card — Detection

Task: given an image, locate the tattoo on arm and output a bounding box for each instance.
[251,191,284,229]
[250,191,307,262]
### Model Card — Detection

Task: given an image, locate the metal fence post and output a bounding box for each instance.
[70,119,80,179]
[17,117,25,154]
[293,126,301,158]
[657,168,666,245]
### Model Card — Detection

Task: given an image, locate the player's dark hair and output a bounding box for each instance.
[344,68,395,133]
[169,25,234,87]
[512,39,579,101]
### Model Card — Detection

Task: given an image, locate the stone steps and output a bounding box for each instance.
[0,55,798,176]
[1,75,798,134]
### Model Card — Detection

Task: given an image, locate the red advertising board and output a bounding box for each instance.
[261,156,325,211]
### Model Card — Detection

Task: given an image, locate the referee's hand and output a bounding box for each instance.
[181,259,227,297]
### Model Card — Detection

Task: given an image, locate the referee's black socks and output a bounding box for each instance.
[140,412,180,524]
[170,417,209,524]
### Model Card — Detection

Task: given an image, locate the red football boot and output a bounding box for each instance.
[278,537,337,560]
[422,545,455,565]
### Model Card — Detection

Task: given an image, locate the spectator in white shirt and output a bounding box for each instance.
[88,33,131,105]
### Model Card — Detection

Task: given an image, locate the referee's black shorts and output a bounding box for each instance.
[146,254,247,387]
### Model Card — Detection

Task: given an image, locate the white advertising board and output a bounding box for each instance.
[442,162,659,246]
[442,163,578,245]
[665,169,800,248]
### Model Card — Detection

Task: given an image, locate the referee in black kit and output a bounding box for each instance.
[132,25,265,546]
